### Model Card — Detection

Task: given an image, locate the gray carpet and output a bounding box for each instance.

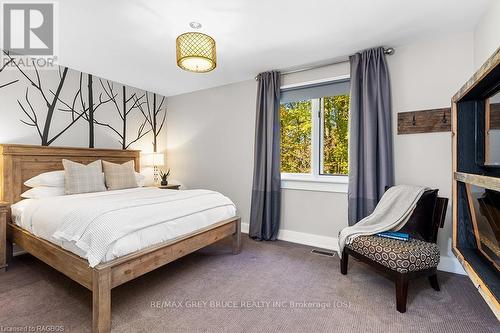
[0,237,497,333]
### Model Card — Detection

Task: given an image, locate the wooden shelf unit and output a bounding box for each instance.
[451,47,500,320]
[454,172,500,192]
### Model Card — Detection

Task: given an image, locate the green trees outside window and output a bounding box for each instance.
[280,100,312,173]
[321,95,349,175]
[280,95,349,175]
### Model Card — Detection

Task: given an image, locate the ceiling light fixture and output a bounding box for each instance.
[176,23,216,73]
[189,21,202,29]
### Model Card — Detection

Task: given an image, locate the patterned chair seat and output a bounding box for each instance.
[346,235,440,273]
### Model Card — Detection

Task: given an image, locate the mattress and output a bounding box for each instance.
[11,187,237,266]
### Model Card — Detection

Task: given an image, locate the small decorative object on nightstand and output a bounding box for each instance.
[158,184,181,190]
[0,202,8,272]
[159,168,171,186]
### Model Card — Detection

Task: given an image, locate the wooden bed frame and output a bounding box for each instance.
[0,144,241,333]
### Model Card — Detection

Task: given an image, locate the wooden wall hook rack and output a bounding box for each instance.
[398,108,451,135]
[398,104,500,135]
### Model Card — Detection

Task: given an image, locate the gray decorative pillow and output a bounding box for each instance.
[62,159,106,195]
[102,160,138,190]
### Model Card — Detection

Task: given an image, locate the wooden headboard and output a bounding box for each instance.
[0,144,141,204]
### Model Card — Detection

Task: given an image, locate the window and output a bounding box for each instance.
[320,95,349,175]
[280,77,350,191]
[280,99,312,174]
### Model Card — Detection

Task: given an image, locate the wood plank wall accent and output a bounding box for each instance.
[398,104,500,134]
[397,108,451,134]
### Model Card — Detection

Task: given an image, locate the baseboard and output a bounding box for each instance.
[240,223,465,275]
[438,255,466,275]
[242,223,338,252]
[277,229,339,252]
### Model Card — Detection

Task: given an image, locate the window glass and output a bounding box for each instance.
[279,79,350,177]
[280,100,312,174]
[321,95,349,175]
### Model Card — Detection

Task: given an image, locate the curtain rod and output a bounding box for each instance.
[255,47,394,79]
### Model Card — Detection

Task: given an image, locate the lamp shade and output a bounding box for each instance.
[176,32,216,73]
[144,153,165,166]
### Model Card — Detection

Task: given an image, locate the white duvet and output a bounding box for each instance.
[13,188,237,267]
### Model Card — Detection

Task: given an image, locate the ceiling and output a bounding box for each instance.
[59,0,493,97]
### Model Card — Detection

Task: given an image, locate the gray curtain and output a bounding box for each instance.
[348,47,394,226]
[249,71,281,240]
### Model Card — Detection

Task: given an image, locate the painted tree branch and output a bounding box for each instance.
[4,50,80,146]
[55,74,113,147]
[18,88,42,139]
[0,56,19,89]
[137,92,166,152]
[3,50,51,107]
[96,79,149,149]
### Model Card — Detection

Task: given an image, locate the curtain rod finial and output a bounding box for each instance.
[384,47,395,55]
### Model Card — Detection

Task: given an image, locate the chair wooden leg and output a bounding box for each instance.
[93,268,111,333]
[395,274,408,313]
[232,218,241,255]
[428,273,440,291]
[340,250,348,275]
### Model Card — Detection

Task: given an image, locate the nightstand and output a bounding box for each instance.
[157,184,181,190]
[0,202,8,272]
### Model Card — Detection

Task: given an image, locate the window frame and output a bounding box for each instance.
[280,75,350,193]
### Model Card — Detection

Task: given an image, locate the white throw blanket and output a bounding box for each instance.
[338,185,428,255]
[50,189,235,267]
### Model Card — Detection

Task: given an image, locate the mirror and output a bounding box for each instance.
[485,91,500,166]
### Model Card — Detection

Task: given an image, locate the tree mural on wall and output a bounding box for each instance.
[3,50,85,146]
[56,73,114,148]
[95,79,151,149]
[2,50,167,149]
[136,92,166,152]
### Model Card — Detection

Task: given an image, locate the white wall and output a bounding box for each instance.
[389,32,474,271]
[473,0,500,69]
[166,80,257,227]
[166,32,476,273]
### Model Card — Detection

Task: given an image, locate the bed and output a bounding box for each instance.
[0,144,241,333]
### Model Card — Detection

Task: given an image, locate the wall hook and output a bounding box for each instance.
[412,113,416,126]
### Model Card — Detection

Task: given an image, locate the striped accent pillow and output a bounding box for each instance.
[62,159,106,195]
[102,160,138,190]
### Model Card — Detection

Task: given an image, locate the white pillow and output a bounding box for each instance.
[136,172,146,187]
[24,170,64,188]
[21,186,65,199]
[24,170,145,189]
